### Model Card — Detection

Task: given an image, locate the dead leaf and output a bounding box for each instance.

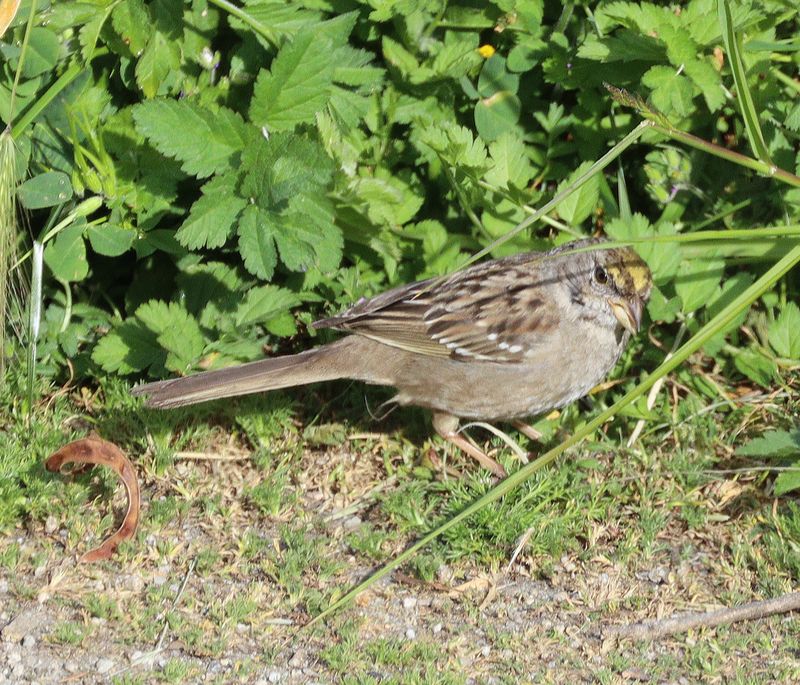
[0,0,21,38]
[45,437,141,562]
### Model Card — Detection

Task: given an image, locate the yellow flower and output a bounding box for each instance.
[478,45,495,58]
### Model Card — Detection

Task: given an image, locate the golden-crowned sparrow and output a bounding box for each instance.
[133,238,652,477]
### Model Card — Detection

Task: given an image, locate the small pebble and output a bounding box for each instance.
[44,516,58,534]
[402,597,417,610]
[432,623,442,634]
[405,628,416,640]
[268,671,282,683]
[342,516,362,531]
[481,645,491,657]
[96,658,114,674]
[22,635,35,648]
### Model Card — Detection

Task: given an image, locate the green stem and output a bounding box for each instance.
[651,124,800,189]
[310,242,800,626]
[9,0,38,123]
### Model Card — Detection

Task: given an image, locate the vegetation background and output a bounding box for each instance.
[1,0,799,682]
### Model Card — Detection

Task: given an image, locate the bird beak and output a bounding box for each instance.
[608,296,643,335]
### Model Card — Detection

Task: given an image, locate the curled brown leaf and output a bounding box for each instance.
[45,437,141,562]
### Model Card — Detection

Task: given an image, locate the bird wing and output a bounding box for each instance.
[313,254,560,363]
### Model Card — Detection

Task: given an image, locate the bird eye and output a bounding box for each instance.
[593,265,609,285]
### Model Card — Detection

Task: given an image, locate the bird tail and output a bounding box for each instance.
[131,337,371,409]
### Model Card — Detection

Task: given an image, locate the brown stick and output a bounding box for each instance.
[45,437,141,562]
[607,592,800,640]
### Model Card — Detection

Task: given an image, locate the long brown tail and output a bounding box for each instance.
[131,337,373,409]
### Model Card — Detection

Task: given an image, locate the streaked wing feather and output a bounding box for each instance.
[314,252,561,363]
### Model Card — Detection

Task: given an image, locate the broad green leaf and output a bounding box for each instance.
[647,285,681,324]
[478,55,518,96]
[250,30,336,131]
[238,205,278,280]
[133,100,247,178]
[136,300,206,374]
[135,31,180,98]
[774,467,800,497]
[17,171,72,209]
[474,91,521,142]
[92,321,164,374]
[733,348,777,387]
[642,66,695,118]
[554,161,600,225]
[674,254,725,313]
[485,132,534,189]
[87,224,136,257]
[44,224,88,282]
[768,302,800,359]
[736,429,800,458]
[235,285,301,327]
[177,174,247,249]
[22,28,60,78]
[111,0,151,56]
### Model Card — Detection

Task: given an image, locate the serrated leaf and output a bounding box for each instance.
[44,224,88,283]
[136,300,206,374]
[736,429,800,458]
[733,348,777,387]
[674,254,725,313]
[235,285,300,327]
[642,66,695,118]
[554,161,600,225]
[135,31,180,98]
[23,27,60,77]
[92,321,164,374]
[177,174,247,249]
[485,132,534,189]
[774,467,800,497]
[111,0,151,56]
[133,100,247,178]
[238,205,278,280]
[768,302,800,359]
[272,194,342,273]
[250,30,336,131]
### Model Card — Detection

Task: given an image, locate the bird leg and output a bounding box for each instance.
[512,420,543,443]
[432,412,507,478]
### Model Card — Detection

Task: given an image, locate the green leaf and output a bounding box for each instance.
[177,174,247,249]
[674,254,725,313]
[732,348,777,387]
[474,91,521,142]
[23,28,61,78]
[646,285,681,324]
[92,321,164,375]
[477,55,519,97]
[554,161,600,225]
[485,132,534,189]
[736,429,800,458]
[642,66,695,118]
[17,172,73,209]
[135,31,181,98]
[238,205,278,280]
[44,224,88,283]
[133,100,247,178]
[87,224,136,257]
[250,29,336,131]
[774,467,800,497]
[111,0,152,56]
[235,285,301,327]
[768,302,800,359]
[136,301,206,374]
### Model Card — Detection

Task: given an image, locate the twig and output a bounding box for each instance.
[154,557,196,652]
[606,591,800,640]
[174,451,250,462]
